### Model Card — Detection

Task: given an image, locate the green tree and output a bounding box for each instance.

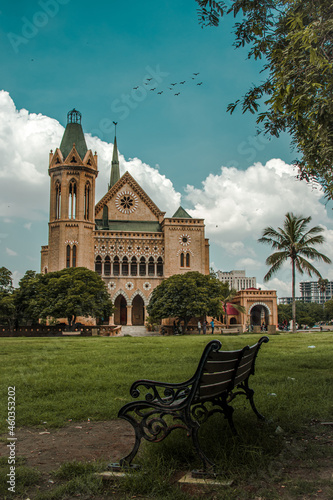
[0,267,15,328]
[258,212,331,332]
[221,288,245,327]
[13,270,40,327]
[147,271,229,333]
[34,267,114,328]
[324,299,333,321]
[196,0,333,199]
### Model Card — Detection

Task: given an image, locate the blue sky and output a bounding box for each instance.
[1,0,332,298]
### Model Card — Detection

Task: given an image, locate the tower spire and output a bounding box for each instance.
[109,121,120,190]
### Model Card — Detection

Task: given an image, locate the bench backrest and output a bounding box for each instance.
[197,336,268,401]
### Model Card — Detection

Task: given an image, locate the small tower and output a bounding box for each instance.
[41,109,98,273]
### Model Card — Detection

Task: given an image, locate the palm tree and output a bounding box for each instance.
[258,212,331,333]
[221,288,245,328]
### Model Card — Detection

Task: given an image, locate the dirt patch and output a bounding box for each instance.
[0,420,134,473]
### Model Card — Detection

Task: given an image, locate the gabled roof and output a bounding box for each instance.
[172,206,192,218]
[95,171,165,219]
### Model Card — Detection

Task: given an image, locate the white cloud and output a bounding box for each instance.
[185,159,333,298]
[6,247,17,256]
[0,91,181,220]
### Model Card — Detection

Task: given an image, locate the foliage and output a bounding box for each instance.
[258,212,331,332]
[324,299,333,320]
[0,266,13,292]
[0,267,15,328]
[34,267,114,327]
[13,270,41,327]
[195,0,333,199]
[147,271,229,331]
[278,302,324,327]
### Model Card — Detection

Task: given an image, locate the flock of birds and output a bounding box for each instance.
[132,73,203,97]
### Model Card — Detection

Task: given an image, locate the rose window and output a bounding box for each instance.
[115,191,138,214]
[179,234,191,246]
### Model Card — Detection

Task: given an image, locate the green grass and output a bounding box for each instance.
[0,332,332,499]
[0,333,332,432]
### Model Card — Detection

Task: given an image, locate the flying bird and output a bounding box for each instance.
[170,83,177,86]
[180,81,186,84]
[193,72,200,75]
[174,93,180,96]
[146,78,153,81]
[197,82,203,85]
[157,91,163,94]
[150,88,156,91]
[133,86,139,89]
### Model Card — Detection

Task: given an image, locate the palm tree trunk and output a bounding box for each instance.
[292,258,296,333]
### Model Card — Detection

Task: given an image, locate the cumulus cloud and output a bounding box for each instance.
[185,159,333,298]
[0,91,181,220]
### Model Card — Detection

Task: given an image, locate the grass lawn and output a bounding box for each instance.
[0,332,332,499]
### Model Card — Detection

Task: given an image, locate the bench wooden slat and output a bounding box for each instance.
[203,358,239,373]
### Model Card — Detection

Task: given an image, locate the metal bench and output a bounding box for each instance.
[111,336,269,475]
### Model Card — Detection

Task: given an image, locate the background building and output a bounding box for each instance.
[300,280,333,304]
[216,270,256,291]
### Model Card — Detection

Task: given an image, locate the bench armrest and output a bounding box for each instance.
[129,377,196,405]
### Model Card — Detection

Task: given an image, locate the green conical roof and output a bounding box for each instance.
[172,206,192,218]
[59,110,88,161]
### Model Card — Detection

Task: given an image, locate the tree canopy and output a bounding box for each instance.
[258,212,331,332]
[35,267,114,327]
[147,271,229,332]
[0,267,114,328]
[196,0,333,199]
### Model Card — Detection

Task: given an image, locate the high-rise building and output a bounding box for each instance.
[300,280,333,304]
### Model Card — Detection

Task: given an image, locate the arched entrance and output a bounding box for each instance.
[114,295,127,325]
[132,295,145,326]
[250,304,269,326]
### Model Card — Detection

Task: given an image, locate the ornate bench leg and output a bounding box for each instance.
[109,419,142,471]
[191,426,216,471]
[244,382,265,421]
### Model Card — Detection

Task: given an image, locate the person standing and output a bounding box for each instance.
[202,320,207,335]
[210,319,215,335]
[198,320,201,335]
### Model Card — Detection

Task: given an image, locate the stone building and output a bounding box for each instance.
[41,110,210,326]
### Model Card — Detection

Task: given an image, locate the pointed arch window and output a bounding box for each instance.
[113,256,120,276]
[66,245,71,268]
[95,256,102,275]
[148,257,155,276]
[122,256,129,276]
[55,182,61,219]
[72,245,77,267]
[104,256,111,276]
[84,182,91,220]
[180,252,184,267]
[157,257,163,276]
[186,252,190,267]
[69,180,77,219]
[131,256,137,276]
[139,257,146,276]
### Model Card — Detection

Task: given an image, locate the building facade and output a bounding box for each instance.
[216,270,256,291]
[300,280,333,304]
[41,110,210,325]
